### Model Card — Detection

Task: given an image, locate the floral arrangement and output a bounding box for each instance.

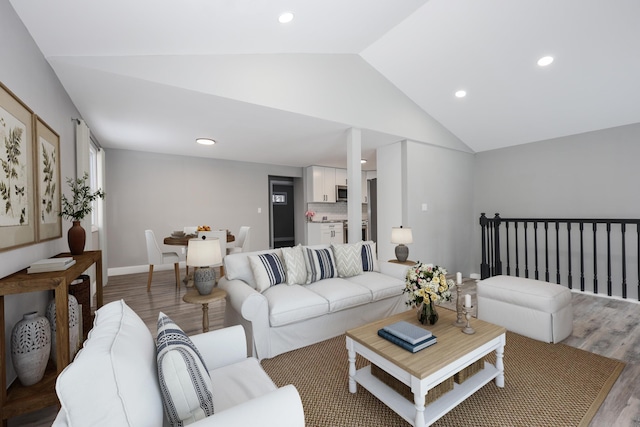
[305,210,315,221]
[403,263,453,308]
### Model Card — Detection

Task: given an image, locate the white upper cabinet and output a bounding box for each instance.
[362,171,368,204]
[335,168,347,186]
[306,166,336,202]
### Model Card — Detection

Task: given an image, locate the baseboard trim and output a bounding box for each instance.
[109,262,186,277]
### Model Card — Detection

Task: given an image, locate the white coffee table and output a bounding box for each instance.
[346,308,505,427]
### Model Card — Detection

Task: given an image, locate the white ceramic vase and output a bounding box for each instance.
[46,294,80,366]
[11,312,51,386]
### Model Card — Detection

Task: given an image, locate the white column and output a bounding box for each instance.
[347,128,362,243]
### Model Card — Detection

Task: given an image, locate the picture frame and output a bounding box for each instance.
[35,115,61,242]
[0,82,36,252]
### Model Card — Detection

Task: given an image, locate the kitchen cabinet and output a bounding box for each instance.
[306,166,336,202]
[362,172,368,204]
[335,168,347,186]
[307,222,344,245]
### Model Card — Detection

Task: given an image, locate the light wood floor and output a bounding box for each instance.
[8,269,640,426]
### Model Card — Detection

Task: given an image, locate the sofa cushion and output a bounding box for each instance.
[263,284,329,327]
[156,312,215,426]
[361,241,379,272]
[249,253,287,292]
[224,249,283,290]
[210,358,278,412]
[302,247,338,284]
[346,271,405,301]
[54,300,164,427]
[281,245,307,285]
[306,277,372,312]
[331,242,363,278]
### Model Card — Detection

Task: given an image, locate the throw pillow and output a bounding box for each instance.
[249,252,287,292]
[361,241,379,272]
[156,312,214,426]
[331,242,364,278]
[281,245,307,285]
[302,247,338,284]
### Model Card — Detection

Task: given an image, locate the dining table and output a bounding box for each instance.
[163,232,235,246]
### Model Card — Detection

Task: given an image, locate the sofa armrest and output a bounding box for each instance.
[217,278,268,321]
[190,325,247,370]
[189,385,305,427]
[379,260,411,280]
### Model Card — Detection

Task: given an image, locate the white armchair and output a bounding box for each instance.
[53,300,305,427]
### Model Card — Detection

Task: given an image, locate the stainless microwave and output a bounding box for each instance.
[336,185,348,202]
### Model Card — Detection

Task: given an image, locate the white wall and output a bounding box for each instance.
[377,140,476,275]
[105,148,303,271]
[0,0,83,384]
[405,141,475,274]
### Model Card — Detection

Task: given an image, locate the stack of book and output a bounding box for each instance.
[377,320,437,353]
[27,257,76,274]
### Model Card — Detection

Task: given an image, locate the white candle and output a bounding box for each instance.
[456,272,462,285]
[465,294,472,308]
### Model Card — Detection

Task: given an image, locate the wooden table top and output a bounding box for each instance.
[346,307,506,379]
[164,233,235,246]
[182,287,227,304]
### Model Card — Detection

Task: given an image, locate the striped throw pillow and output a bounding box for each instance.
[303,247,338,284]
[362,241,379,272]
[156,313,214,426]
[249,253,286,292]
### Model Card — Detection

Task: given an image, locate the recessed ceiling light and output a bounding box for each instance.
[537,56,554,67]
[196,138,216,146]
[278,12,294,24]
[455,90,467,98]
[361,159,367,164]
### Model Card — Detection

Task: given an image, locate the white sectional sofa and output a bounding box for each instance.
[218,242,411,360]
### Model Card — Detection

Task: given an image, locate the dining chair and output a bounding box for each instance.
[183,226,198,235]
[144,230,181,291]
[227,226,251,255]
[197,230,227,278]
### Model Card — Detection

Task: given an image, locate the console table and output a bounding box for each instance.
[0,250,103,423]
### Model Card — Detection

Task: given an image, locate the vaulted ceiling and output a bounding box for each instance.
[9,0,640,170]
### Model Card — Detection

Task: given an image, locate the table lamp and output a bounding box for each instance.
[391,226,413,262]
[187,238,222,295]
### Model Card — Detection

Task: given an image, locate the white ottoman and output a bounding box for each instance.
[477,275,573,343]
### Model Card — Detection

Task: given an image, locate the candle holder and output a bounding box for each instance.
[462,306,475,335]
[452,282,466,327]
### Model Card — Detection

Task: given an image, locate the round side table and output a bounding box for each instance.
[182,288,227,333]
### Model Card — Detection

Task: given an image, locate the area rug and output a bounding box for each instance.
[261,331,625,427]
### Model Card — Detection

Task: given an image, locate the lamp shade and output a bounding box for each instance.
[187,238,222,267]
[391,227,413,245]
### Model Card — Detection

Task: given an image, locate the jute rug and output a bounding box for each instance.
[261,331,624,427]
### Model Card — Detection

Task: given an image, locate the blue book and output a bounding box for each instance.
[378,329,437,353]
[382,321,432,344]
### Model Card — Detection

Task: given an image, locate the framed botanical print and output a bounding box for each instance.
[35,115,61,241]
[0,82,36,251]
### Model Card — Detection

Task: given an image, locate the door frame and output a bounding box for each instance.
[269,177,295,249]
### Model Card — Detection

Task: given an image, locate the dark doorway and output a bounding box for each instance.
[269,177,295,248]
